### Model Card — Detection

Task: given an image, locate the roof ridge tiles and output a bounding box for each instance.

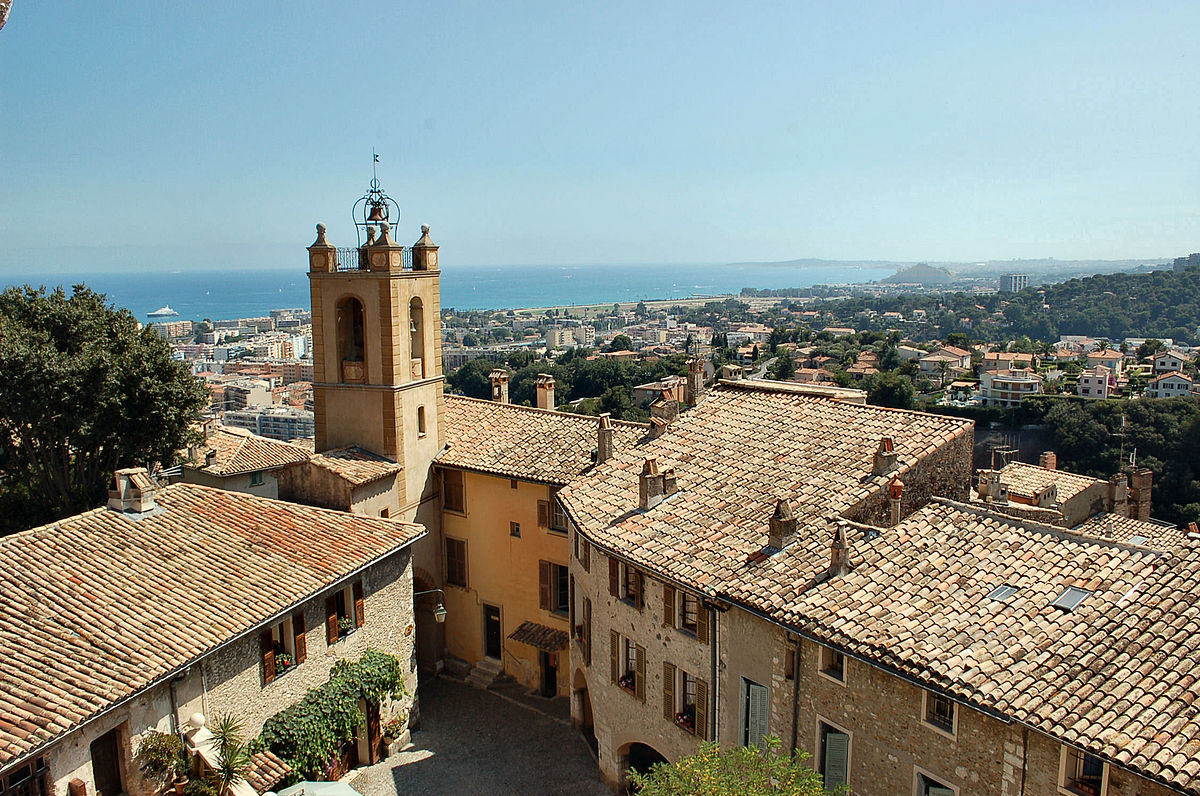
[445,394,650,429]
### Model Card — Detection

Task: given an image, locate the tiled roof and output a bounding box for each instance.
[438,396,648,485]
[244,750,292,793]
[310,447,402,487]
[739,500,1191,784]
[993,461,1101,503]
[1072,512,1186,551]
[507,621,569,652]
[560,383,973,593]
[190,426,309,476]
[0,484,424,770]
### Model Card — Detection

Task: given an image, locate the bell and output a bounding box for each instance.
[367,202,385,222]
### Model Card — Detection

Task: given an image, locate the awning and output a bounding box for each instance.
[507,621,569,652]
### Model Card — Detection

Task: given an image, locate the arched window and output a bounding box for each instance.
[410,297,425,379]
[336,297,366,383]
[417,405,427,436]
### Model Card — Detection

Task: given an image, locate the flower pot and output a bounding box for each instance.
[173,776,189,796]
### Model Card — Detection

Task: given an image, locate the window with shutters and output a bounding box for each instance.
[446,537,468,588]
[677,670,698,733]
[742,678,769,748]
[621,564,643,609]
[818,721,851,790]
[923,691,956,736]
[613,634,645,701]
[442,468,465,514]
[325,581,365,645]
[1060,747,1107,796]
[539,561,569,616]
[915,769,958,796]
[262,613,307,682]
[819,645,846,684]
[679,592,698,634]
[510,521,521,538]
[574,531,591,571]
[0,756,49,796]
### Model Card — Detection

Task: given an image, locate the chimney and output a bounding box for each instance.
[107,468,157,514]
[596,413,614,463]
[637,457,678,510]
[977,470,1008,504]
[888,475,904,525]
[1127,467,1152,521]
[489,369,510,403]
[768,498,797,549]
[829,523,852,578]
[205,449,217,467]
[685,357,705,406]
[1039,451,1057,470]
[1187,521,1200,540]
[648,397,680,439]
[1108,472,1129,517]
[536,373,556,410]
[720,364,742,381]
[872,437,898,476]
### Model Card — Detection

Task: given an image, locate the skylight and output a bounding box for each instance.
[1052,586,1092,612]
[986,584,1018,603]
[1128,534,1149,546]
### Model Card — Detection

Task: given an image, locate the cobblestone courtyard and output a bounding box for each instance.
[353,678,611,796]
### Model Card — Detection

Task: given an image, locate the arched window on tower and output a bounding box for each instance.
[336,297,366,383]
[410,297,425,379]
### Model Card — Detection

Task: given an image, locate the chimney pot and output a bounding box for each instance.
[872,436,899,476]
[536,373,556,410]
[107,467,157,514]
[489,369,510,403]
[639,457,667,510]
[1039,451,1057,470]
[596,413,614,463]
[768,498,798,549]
[829,523,852,578]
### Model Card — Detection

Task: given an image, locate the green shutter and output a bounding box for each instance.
[823,730,849,788]
[747,681,768,748]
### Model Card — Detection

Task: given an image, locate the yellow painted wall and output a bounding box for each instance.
[442,469,571,696]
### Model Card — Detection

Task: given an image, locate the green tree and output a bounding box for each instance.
[0,285,209,533]
[867,372,916,409]
[446,358,496,399]
[628,738,835,796]
[607,334,634,352]
[770,354,796,381]
[599,385,642,420]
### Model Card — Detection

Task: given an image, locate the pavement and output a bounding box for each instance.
[352,678,610,796]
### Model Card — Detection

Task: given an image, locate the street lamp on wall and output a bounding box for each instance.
[414,588,448,623]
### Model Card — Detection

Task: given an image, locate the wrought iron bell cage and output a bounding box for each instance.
[351,176,401,247]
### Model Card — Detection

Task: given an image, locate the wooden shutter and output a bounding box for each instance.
[569,575,576,627]
[583,598,592,665]
[747,681,768,748]
[260,630,276,685]
[634,571,644,611]
[662,662,676,720]
[353,580,366,628]
[582,539,590,572]
[695,678,709,740]
[635,644,646,702]
[292,611,307,663]
[610,631,620,683]
[823,730,849,788]
[326,596,338,644]
[539,561,551,611]
[537,500,551,528]
[609,558,619,597]
[663,585,676,628]
[696,602,710,645]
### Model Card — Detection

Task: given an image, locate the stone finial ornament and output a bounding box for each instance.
[311,223,331,248]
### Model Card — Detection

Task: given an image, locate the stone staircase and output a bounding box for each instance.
[465,657,504,689]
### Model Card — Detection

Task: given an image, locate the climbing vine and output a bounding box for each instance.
[259,649,406,780]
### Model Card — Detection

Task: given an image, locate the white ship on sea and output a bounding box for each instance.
[147,305,179,318]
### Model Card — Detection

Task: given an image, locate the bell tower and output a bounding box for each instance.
[306,175,444,521]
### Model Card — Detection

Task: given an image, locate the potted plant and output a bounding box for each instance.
[135,730,185,794]
[338,615,356,636]
[274,651,294,673]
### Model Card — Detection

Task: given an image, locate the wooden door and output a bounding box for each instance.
[484,604,502,659]
[89,730,123,796]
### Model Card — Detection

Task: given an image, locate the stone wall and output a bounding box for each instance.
[846,425,974,526]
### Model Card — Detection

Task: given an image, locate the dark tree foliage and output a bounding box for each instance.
[0,285,210,533]
[866,372,915,409]
[606,334,634,352]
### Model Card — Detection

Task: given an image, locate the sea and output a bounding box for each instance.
[0,262,895,325]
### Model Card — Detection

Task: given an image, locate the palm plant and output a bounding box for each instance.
[210,714,252,796]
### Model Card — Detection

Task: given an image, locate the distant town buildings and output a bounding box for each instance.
[998,273,1030,292]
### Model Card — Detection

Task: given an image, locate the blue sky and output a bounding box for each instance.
[1,1,1197,271]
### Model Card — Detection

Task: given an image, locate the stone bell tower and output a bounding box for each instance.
[306,175,444,521]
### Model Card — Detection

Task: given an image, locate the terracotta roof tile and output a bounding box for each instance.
[0,484,423,769]
[992,461,1102,503]
[438,395,647,484]
[507,621,569,652]
[310,447,402,486]
[1072,513,1186,551]
[189,426,309,477]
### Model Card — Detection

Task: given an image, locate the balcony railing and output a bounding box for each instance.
[335,247,413,272]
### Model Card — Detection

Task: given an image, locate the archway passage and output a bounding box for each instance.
[572,668,596,754]
[620,742,668,793]
[412,571,443,681]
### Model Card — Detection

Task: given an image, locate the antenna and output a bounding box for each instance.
[1114,413,1127,470]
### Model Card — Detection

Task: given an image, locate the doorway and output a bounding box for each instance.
[484,604,502,659]
[540,651,558,697]
[89,729,123,796]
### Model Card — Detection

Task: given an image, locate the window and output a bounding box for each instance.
[784,647,796,681]
[379,508,389,518]
[249,471,264,486]
[446,537,468,588]
[510,479,518,489]
[1052,586,1092,612]
[624,565,642,606]
[1061,747,1106,796]
[539,561,569,616]
[510,521,521,538]
[625,639,638,684]
[916,770,957,796]
[550,488,568,532]
[324,580,364,645]
[742,678,769,747]
[819,646,846,683]
[0,757,49,796]
[924,691,956,735]
[417,405,426,436]
[987,584,1018,602]
[679,592,699,634]
[819,722,850,789]
[574,530,591,571]
[442,468,464,513]
[409,298,425,377]
[662,663,708,739]
[261,611,307,683]
[610,632,645,701]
